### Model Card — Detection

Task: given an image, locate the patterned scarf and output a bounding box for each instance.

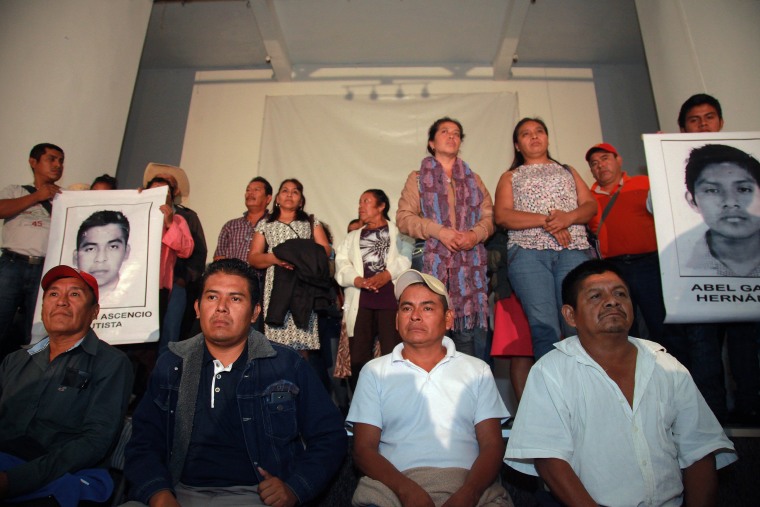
[419,156,488,331]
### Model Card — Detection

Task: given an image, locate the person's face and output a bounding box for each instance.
[29,148,64,183]
[687,163,760,240]
[195,272,260,349]
[588,151,624,188]
[358,192,385,225]
[245,181,271,211]
[428,121,462,158]
[514,120,549,160]
[41,277,99,338]
[681,104,724,133]
[276,181,303,211]
[90,182,114,191]
[396,284,454,347]
[561,272,633,339]
[74,224,130,290]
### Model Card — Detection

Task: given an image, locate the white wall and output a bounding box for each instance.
[171,67,601,257]
[0,0,152,191]
[636,0,760,133]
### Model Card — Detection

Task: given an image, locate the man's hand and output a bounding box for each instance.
[396,479,435,507]
[35,183,61,202]
[441,487,480,507]
[159,204,174,229]
[148,490,181,507]
[257,467,298,507]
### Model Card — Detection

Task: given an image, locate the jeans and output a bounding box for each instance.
[507,246,590,360]
[0,255,43,357]
[450,326,488,361]
[158,284,187,356]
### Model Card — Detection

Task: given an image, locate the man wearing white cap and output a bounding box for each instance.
[0,265,133,505]
[348,269,511,506]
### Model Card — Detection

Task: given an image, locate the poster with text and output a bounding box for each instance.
[31,187,168,345]
[643,132,760,323]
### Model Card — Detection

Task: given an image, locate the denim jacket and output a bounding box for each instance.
[124,329,347,504]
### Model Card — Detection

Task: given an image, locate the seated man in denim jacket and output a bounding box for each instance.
[124,259,347,506]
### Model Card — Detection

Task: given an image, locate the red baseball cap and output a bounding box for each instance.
[585,142,619,162]
[41,265,99,303]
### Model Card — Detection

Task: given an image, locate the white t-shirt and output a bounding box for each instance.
[0,184,51,257]
[347,336,509,472]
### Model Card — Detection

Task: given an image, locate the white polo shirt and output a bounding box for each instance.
[347,336,509,472]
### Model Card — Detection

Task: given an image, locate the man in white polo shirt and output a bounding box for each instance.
[348,269,511,507]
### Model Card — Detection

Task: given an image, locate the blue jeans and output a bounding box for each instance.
[0,255,43,356]
[507,246,590,360]
[450,326,488,361]
[158,284,187,356]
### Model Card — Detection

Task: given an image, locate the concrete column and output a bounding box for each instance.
[635,0,760,132]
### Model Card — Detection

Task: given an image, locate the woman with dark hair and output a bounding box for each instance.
[396,117,493,358]
[248,178,331,352]
[335,189,413,387]
[494,117,596,360]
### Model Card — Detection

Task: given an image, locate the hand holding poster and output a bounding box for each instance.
[31,187,168,345]
[643,132,760,323]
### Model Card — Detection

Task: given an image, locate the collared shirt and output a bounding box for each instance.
[0,184,51,257]
[678,224,760,277]
[214,211,270,262]
[181,344,256,487]
[588,173,658,258]
[505,335,737,507]
[0,330,133,497]
[347,336,509,472]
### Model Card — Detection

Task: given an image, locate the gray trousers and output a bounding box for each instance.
[121,483,265,507]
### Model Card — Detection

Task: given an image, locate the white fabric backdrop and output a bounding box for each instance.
[258,92,517,245]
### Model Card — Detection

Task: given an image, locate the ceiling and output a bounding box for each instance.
[142,0,647,79]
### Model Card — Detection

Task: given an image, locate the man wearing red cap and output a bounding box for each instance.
[0,265,133,505]
[585,143,678,355]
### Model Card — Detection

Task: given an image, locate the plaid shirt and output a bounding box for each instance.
[214,211,269,261]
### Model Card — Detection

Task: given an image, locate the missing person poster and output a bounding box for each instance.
[643,132,760,323]
[31,187,168,345]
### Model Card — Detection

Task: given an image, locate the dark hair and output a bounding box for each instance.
[29,143,64,161]
[249,176,273,196]
[363,188,391,221]
[561,259,627,309]
[200,259,260,307]
[426,117,465,156]
[685,144,760,197]
[77,210,130,249]
[91,174,118,190]
[678,94,722,130]
[269,178,310,222]
[146,176,177,201]
[509,117,561,170]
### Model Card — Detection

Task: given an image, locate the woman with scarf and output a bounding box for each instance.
[494,117,596,361]
[396,117,493,358]
[248,178,331,356]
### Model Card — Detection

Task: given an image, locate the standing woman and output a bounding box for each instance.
[494,117,597,360]
[397,117,493,357]
[335,189,413,388]
[248,178,331,354]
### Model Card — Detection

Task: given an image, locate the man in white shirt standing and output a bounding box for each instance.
[505,259,737,507]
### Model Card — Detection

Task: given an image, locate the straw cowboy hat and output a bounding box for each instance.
[143,163,190,204]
